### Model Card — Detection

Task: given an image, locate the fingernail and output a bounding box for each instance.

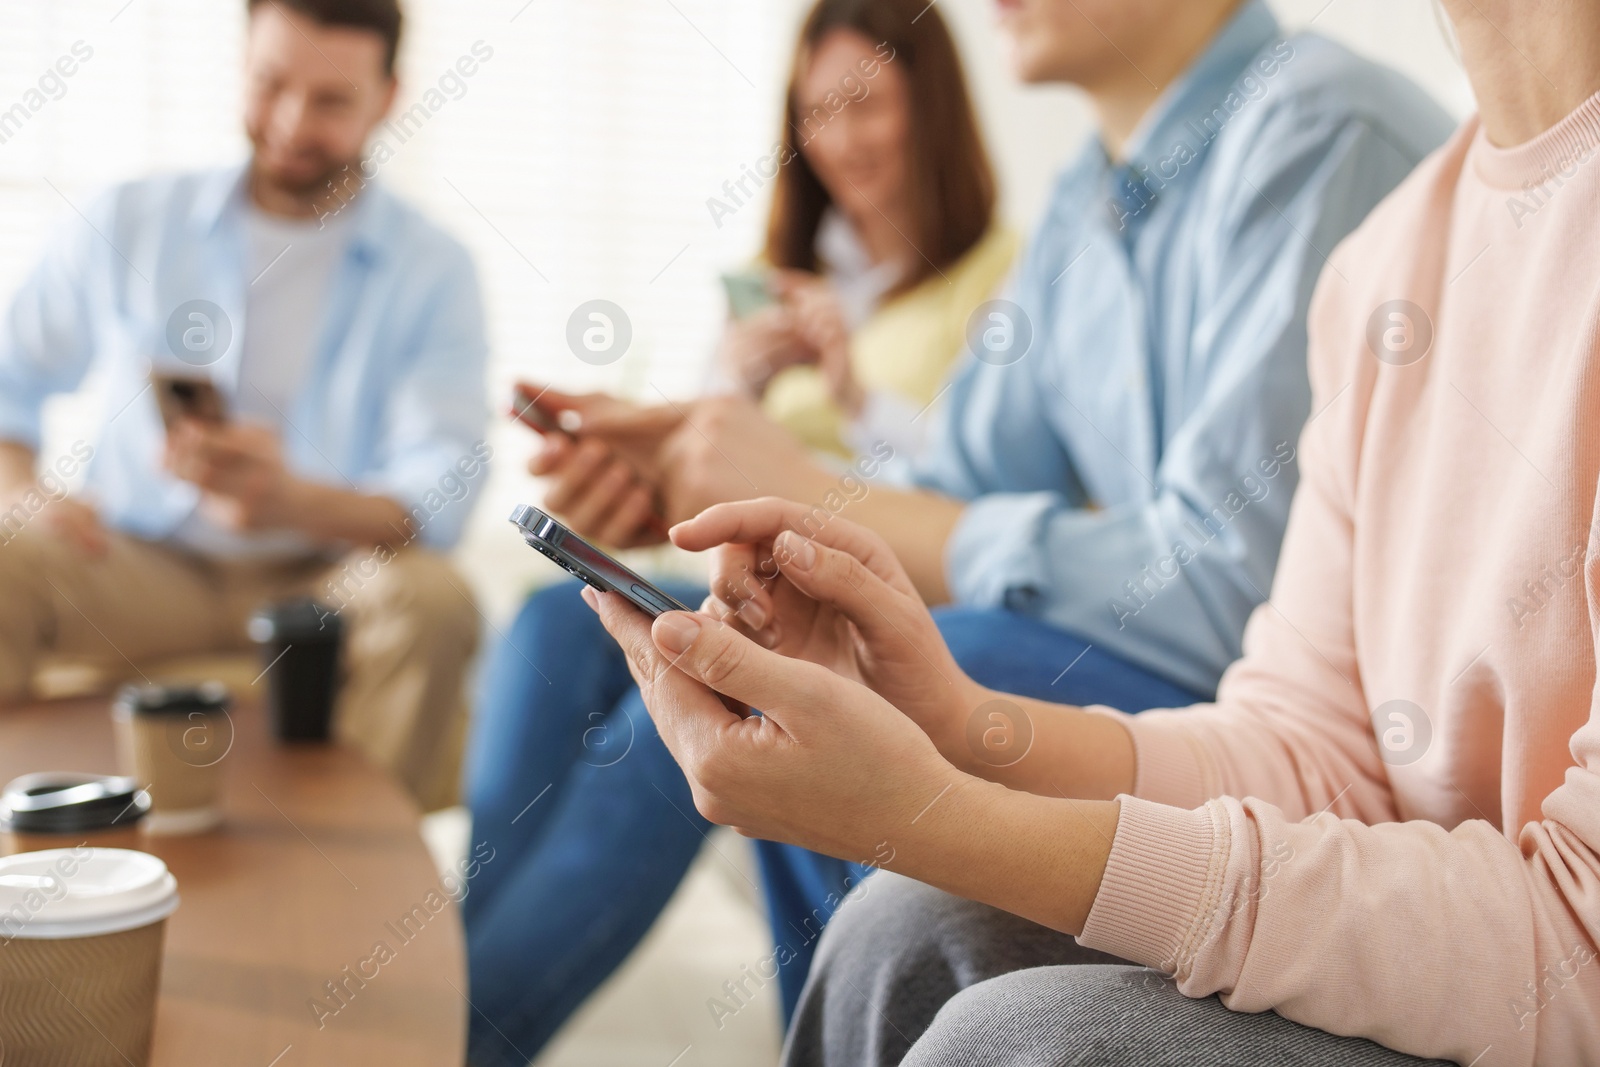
[580,586,599,611]
[557,410,583,433]
[654,612,702,654]
[738,598,768,629]
[780,531,816,570]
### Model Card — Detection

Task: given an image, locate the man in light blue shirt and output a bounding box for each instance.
[0,0,488,810]
[915,1,1446,696]
[459,0,1454,1056]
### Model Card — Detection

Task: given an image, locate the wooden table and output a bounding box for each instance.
[0,697,467,1066]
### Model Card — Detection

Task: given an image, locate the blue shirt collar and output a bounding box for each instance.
[1101,0,1281,230]
[187,161,392,263]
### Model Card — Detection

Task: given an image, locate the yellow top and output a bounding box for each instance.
[760,224,1018,458]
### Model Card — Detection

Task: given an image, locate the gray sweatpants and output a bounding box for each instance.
[781,872,1454,1067]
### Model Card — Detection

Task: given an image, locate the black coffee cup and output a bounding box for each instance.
[247,598,343,743]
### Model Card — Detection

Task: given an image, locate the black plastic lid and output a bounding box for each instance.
[0,772,150,834]
[247,597,342,643]
[113,680,231,717]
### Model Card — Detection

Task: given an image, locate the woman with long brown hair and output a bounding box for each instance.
[716,0,1013,463]
[464,3,1013,1063]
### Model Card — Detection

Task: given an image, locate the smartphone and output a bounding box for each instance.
[152,371,228,428]
[721,268,776,320]
[510,385,569,436]
[509,504,692,617]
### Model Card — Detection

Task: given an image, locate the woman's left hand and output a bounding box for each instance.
[584,587,969,864]
[773,270,863,414]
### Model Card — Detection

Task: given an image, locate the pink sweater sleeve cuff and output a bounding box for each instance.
[1085,705,1216,808]
[1078,794,1226,974]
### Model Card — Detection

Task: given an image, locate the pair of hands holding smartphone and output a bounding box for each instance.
[718,269,861,412]
[514,461,1126,927]
[573,497,1124,938]
[575,495,997,860]
[152,373,301,533]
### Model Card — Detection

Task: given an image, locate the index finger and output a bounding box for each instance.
[670,497,908,592]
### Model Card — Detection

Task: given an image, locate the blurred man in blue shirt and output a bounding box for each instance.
[0,0,488,810]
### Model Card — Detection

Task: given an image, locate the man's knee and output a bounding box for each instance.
[0,525,68,703]
[0,520,58,584]
[0,537,33,699]
[327,547,480,655]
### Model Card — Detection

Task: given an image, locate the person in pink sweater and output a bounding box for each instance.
[583,1,1600,1063]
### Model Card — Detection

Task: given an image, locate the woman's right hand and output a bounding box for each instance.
[669,497,987,758]
[716,306,815,398]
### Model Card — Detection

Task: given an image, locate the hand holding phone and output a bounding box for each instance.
[721,268,777,321]
[152,371,228,429]
[512,383,684,546]
[510,384,581,436]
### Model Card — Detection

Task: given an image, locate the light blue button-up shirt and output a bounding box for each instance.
[917,1,1454,696]
[0,165,489,551]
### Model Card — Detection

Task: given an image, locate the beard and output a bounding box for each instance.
[248,142,359,205]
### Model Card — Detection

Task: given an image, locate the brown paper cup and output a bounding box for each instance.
[112,709,224,835]
[0,918,167,1066]
[2,825,142,858]
[0,849,178,1067]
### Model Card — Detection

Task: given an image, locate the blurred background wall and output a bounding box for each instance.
[0,0,1472,619]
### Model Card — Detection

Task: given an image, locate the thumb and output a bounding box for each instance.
[651,610,843,728]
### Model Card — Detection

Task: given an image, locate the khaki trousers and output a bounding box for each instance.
[0,527,480,812]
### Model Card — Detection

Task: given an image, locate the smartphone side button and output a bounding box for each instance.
[630,584,670,614]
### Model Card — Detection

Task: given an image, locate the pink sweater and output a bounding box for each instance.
[1079,96,1600,1066]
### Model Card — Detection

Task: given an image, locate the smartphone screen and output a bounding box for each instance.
[509,504,691,617]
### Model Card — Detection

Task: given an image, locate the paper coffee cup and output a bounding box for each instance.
[0,772,151,857]
[0,848,179,1067]
[112,684,231,836]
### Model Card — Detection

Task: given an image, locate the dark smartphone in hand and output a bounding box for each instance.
[510,385,571,436]
[509,504,691,617]
[151,372,228,429]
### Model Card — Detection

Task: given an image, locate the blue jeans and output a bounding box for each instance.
[463,581,1206,1066]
